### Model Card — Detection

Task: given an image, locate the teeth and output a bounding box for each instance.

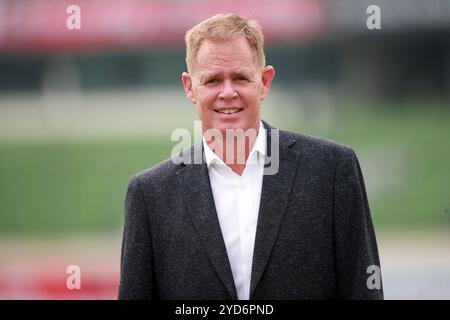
[218,108,240,114]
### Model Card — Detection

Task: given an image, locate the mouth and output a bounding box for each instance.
[214,108,243,115]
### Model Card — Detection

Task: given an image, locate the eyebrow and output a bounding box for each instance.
[200,70,251,82]
[199,72,217,82]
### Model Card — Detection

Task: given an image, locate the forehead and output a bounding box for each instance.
[195,36,257,74]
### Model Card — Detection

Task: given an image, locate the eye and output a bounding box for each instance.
[205,78,219,85]
[236,76,248,81]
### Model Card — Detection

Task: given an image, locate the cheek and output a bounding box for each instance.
[240,83,262,106]
[197,87,218,108]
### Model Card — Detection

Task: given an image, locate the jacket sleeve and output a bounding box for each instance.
[118,175,156,299]
[333,147,384,299]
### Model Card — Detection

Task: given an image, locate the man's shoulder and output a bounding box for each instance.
[130,142,202,184]
[279,128,355,163]
[131,154,183,187]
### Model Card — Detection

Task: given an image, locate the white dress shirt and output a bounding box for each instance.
[202,121,266,300]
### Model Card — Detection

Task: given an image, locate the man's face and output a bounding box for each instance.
[182,35,275,134]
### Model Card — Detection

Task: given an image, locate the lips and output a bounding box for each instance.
[214,108,243,114]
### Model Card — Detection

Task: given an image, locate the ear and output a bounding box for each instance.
[182,72,196,104]
[260,66,275,101]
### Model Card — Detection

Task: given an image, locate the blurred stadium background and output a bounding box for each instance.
[0,0,449,299]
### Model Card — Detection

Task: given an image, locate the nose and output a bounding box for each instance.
[218,80,238,100]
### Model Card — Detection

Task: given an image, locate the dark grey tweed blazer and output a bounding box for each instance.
[118,120,383,300]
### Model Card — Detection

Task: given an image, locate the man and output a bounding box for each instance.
[118,13,383,300]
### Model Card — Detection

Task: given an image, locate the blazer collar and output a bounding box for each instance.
[176,148,238,299]
[250,120,301,298]
[175,120,301,300]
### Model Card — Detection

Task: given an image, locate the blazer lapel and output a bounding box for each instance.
[176,144,238,300]
[250,123,302,299]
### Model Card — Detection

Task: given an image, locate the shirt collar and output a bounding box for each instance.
[202,121,266,168]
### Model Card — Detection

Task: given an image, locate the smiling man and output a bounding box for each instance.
[118,13,383,300]
[181,19,275,176]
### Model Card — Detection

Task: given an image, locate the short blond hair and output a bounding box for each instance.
[185,13,266,74]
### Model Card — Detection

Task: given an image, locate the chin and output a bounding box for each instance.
[215,122,247,133]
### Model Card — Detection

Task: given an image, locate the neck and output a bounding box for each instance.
[204,127,259,176]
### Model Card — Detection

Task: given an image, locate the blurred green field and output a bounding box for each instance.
[0,105,449,234]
